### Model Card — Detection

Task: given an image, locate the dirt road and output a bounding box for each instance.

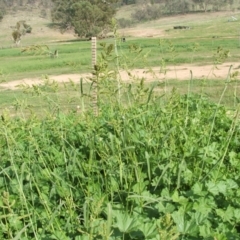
[0,62,239,90]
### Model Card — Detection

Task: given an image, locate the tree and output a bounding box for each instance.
[12,30,21,46]
[161,0,191,14]
[192,0,214,12]
[51,0,118,38]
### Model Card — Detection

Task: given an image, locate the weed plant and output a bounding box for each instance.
[1,36,240,240]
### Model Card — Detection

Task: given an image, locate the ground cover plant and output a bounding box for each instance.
[1,40,240,240]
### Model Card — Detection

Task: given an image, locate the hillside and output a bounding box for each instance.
[0,7,75,48]
[1,7,239,48]
[1,0,240,47]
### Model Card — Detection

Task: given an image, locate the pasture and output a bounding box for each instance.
[1,8,240,239]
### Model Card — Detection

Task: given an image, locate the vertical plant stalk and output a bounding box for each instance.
[2,127,39,239]
[185,70,193,127]
[112,18,121,104]
[114,37,121,104]
[91,37,99,116]
[105,203,113,239]
[92,78,99,116]
[80,78,85,113]
[216,104,240,179]
[199,65,232,180]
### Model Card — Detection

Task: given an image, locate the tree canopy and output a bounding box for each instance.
[51,0,119,38]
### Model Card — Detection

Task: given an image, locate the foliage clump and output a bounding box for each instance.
[1,36,240,239]
[11,20,32,46]
[51,0,118,38]
[1,75,240,239]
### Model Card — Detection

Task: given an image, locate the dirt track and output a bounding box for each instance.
[0,62,239,90]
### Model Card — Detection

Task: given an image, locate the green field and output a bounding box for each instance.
[1,9,240,239]
[1,34,240,114]
[1,33,240,80]
[1,9,240,80]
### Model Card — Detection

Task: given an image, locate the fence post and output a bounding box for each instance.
[91,37,97,68]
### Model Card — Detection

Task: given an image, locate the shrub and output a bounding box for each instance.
[117,17,133,28]
[131,4,162,22]
[23,23,32,33]
[40,9,47,18]
[0,10,5,21]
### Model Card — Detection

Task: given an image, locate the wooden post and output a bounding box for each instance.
[91,37,97,68]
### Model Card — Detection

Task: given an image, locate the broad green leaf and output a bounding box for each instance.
[226,179,238,189]
[114,212,139,233]
[213,233,228,240]
[216,181,227,196]
[193,197,214,215]
[157,202,175,214]
[172,190,188,205]
[206,181,219,195]
[193,211,208,225]
[171,211,185,233]
[192,182,205,196]
[216,206,234,223]
[132,181,148,193]
[172,211,198,236]
[199,221,212,238]
[161,188,171,198]
[234,208,240,221]
[141,221,158,238]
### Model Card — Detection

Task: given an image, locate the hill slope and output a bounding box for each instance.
[0,7,74,48]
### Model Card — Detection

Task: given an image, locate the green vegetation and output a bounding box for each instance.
[1,43,240,239]
[0,36,240,80]
[51,0,118,38]
[116,0,238,27]
[0,41,92,80]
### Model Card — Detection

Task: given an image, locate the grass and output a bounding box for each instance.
[0,80,93,117]
[0,41,92,80]
[160,78,240,109]
[1,77,238,118]
[0,36,240,81]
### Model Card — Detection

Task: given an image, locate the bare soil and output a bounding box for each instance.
[1,62,239,90]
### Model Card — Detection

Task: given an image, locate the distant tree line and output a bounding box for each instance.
[118,0,238,26]
[120,0,237,12]
[159,0,236,13]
